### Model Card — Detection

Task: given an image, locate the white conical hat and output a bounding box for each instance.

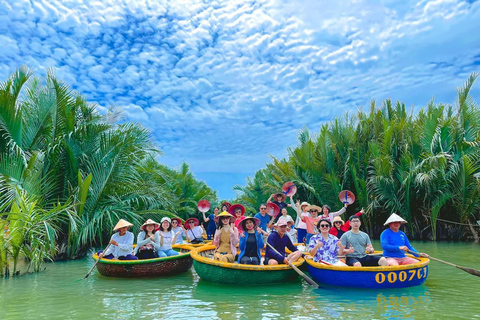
[113,219,134,231]
[384,213,407,226]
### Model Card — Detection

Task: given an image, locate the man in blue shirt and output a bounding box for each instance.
[265,220,302,265]
[380,213,428,265]
[254,203,272,232]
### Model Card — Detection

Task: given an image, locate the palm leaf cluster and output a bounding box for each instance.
[0,67,217,276]
[235,73,480,241]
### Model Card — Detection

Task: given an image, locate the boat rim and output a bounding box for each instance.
[191,244,304,271]
[304,254,429,272]
[92,244,193,265]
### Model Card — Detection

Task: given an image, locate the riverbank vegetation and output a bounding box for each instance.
[234,73,480,242]
[0,67,217,277]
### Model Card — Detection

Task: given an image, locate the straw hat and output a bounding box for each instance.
[228,204,245,216]
[238,216,260,232]
[384,213,407,226]
[300,202,310,208]
[184,218,200,229]
[113,219,133,232]
[214,211,235,223]
[305,205,322,212]
[274,192,286,202]
[140,219,159,230]
[333,216,344,225]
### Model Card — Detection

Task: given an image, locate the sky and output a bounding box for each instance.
[1,0,480,200]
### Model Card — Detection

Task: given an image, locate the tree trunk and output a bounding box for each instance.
[467,219,479,243]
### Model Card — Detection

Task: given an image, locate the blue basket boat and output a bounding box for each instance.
[305,253,430,289]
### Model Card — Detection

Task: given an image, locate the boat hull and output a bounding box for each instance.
[305,255,430,288]
[191,245,304,285]
[92,244,193,278]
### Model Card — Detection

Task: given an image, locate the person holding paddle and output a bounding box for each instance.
[98,219,138,260]
[381,213,428,266]
[308,218,346,266]
[265,220,302,265]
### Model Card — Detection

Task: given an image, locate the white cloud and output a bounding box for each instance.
[0,0,479,198]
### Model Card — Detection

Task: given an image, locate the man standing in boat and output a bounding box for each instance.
[254,203,271,242]
[340,216,388,267]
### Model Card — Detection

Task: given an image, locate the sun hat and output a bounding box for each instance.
[305,205,322,212]
[384,213,407,226]
[274,192,286,202]
[228,204,245,216]
[278,215,294,224]
[184,218,200,229]
[333,216,344,225]
[238,216,260,232]
[161,217,171,224]
[113,219,133,232]
[140,219,160,230]
[214,211,235,223]
[275,219,288,227]
[300,202,310,209]
[266,202,280,217]
[221,201,232,210]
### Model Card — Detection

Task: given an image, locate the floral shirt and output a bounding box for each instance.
[308,233,340,264]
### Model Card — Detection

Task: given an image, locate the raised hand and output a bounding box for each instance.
[360,207,365,214]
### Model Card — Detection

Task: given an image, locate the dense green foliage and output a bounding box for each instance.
[0,67,217,276]
[234,74,480,241]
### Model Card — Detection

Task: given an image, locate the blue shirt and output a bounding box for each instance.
[207,214,217,231]
[265,231,297,262]
[254,212,271,231]
[380,228,418,258]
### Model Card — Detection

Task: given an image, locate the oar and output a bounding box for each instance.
[84,244,110,279]
[408,250,480,278]
[265,242,318,287]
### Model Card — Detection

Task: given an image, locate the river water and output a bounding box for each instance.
[1,241,479,320]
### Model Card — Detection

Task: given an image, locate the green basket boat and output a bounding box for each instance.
[191,245,305,285]
[92,244,194,278]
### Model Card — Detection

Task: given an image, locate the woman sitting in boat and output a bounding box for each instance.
[238,216,266,265]
[185,218,206,244]
[158,217,181,257]
[308,218,346,266]
[381,213,428,265]
[229,204,246,228]
[98,219,138,260]
[171,218,185,244]
[330,208,365,239]
[134,219,160,259]
[212,211,239,263]
[265,220,302,265]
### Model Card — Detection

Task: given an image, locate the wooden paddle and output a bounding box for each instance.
[265,242,318,287]
[408,250,480,278]
[84,244,110,279]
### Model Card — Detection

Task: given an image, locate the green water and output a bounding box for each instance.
[1,241,479,320]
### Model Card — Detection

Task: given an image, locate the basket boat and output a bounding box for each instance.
[191,245,305,285]
[92,244,194,278]
[305,253,430,288]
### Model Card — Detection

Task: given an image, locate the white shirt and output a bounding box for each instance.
[104,231,134,258]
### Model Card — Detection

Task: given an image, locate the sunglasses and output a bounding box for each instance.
[172,221,178,224]
[319,224,330,228]
[189,221,195,224]
[260,208,266,210]
[334,221,342,224]
[310,210,318,212]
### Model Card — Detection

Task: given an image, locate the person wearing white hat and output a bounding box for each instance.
[381,213,429,266]
[134,219,160,259]
[158,217,181,257]
[293,200,311,244]
[264,219,302,265]
[99,219,138,260]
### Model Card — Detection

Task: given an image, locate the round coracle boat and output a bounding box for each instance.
[305,252,430,289]
[191,245,305,285]
[92,244,194,278]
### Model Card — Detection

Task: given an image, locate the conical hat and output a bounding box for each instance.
[214,211,235,223]
[141,219,159,230]
[113,219,133,231]
[384,213,407,226]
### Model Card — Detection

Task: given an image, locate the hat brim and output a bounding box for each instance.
[238,217,260,232]
[184,218,200,229]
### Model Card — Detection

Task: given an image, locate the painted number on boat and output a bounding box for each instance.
[375,267,427,284]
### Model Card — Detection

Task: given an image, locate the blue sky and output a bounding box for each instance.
[1,0,479,200]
